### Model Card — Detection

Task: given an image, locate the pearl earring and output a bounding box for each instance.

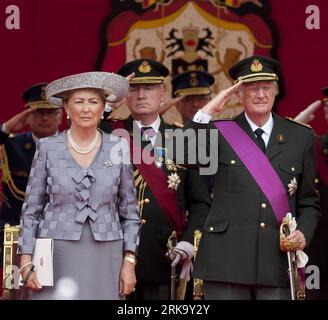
[101,115,104,119]
[66,115,70,120]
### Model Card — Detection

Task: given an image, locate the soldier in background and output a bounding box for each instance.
[0,83,62,294]
[171,71,214,125]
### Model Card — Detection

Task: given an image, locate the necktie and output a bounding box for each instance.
[254,128,266,153]
[140,126,156,149]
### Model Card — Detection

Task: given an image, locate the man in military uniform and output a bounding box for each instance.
[100,59,210,300]
[181,56,320,299]
[171,71,215,197]
[171,71,214,125]
[0,83,62,292]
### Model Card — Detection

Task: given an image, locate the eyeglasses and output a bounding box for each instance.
[33,109,61,117]
[244,85,275,97]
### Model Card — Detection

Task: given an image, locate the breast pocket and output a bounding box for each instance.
[279,161,302,184]
[203,215,230,234]
[218,156,245,193]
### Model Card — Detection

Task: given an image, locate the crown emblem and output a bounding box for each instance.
[139,61,151,73]
[250,59,263,72]
[182,24,200,36]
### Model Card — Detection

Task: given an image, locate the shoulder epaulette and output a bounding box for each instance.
[285,117,312,129]
[173,121,184,128]
[211,115,236,121]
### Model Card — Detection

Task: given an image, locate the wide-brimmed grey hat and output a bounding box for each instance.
[46,72,129,106]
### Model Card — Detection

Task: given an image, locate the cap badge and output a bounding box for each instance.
[139,61,151,74]
[41,86,47,100]
[250,59,263,72]
[190,73,199,87]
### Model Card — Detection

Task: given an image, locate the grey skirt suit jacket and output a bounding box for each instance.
[18,131,140,255]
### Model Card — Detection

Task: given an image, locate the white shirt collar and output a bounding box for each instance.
[31,133,39,144]
[244,112,273,136]
[135,115,161,134]
[244,112,273,147]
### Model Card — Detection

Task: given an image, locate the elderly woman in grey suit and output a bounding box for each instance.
[17,72,140,300]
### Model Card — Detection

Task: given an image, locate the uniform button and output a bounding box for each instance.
[144,198,150,204]
[141,219,147,225]
[261,203,267,209]
[230,160,236,164]
[209,226,214,231]
[260,222,266,228]
[291,167,295,172]
[315,178,319,184]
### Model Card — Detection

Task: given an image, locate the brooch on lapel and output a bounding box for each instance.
[104,160,112,168]
[288,177,297,196]
[167,173,181,191]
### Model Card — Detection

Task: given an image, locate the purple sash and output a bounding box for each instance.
[213,121,289,224]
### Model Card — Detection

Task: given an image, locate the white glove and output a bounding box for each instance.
[166,241,194,282]
[284,213,309,268]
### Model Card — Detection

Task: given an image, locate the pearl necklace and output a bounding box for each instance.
[67,129,100,154]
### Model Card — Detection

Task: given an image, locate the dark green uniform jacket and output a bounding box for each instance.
[184,112,320,288]
[0,131,36,225]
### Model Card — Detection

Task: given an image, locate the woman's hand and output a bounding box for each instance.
[119,258,137,296]
[20,254,42,291]
[202,81,243,117]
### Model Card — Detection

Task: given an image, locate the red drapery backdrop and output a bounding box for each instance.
[0,0,327,133]
[0,0,327,182]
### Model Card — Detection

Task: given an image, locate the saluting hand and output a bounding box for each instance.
[159,95,185,115]
[202,81,243,117]
[4,108,35,133]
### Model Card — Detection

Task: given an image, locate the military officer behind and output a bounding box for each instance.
[0,83,62,291]
[172,71,214,124]
[182,56,320,299]
[171,71,216,197]
[100,59,210,300]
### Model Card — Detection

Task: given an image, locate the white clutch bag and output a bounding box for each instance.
[32,238,54,286]
[19,238,54,287]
